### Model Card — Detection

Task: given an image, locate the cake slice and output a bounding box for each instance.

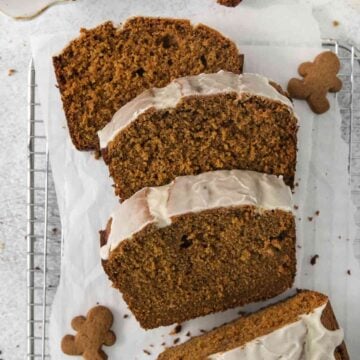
[158,290,348,360]
[100,170,296,329]
[53,17,244,151]
[99,71,297,200]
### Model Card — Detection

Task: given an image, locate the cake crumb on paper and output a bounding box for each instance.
[7,68,16,76]
[333,20,340,27]
[308,216,313,222]
[294,205,299,210]
[217,0,242,7]
[123,314,129,319]
[173,338,180,344]
[347,270,351,275]
[143,349,151,355]
[186,331,191,337]
[310,254,319,265]
[315,210,320,216]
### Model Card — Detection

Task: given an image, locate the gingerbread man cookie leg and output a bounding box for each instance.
[61,335,83,356]
[308,92,331,114]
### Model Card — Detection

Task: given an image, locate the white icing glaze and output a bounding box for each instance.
[208,303,344,360]
[97,71,294,149]
[100,169,293,260]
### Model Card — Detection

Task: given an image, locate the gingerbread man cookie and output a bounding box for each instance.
[287,51,342,114]
[61,305,116,360]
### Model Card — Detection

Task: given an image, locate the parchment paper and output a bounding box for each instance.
[31,3,360,359]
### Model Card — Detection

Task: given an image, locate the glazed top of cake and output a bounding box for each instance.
[98,71,295,149]
[208,302,343,360]
[100,169,293,260]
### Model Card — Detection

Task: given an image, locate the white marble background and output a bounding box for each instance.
[0,0,360,358]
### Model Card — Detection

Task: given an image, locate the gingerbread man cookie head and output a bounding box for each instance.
[61,305,116,360]
[287,51,342,114]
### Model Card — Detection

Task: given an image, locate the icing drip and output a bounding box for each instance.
[100,169,292,260]
[208,303,344,360]
[97,71,295,149]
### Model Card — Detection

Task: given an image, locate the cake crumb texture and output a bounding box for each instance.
[158,290,349,360]
[104,93,297,200]
[101,206,296,329]
[53,17,244,150]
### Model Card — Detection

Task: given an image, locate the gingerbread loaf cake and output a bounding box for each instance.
[53,17,244,150]
[99,71,298,201]
[100,170,296,329]
[158,290,348,360]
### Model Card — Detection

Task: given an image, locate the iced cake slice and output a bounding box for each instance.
[158,290,348,360]
[99,71,297,200]
[100,170,296,329]
[53,17,244,150]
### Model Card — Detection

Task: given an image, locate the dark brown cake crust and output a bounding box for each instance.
[53,17,244,150]
[158,290,349,360]
[103,93,297,200]
[101,206,296,329]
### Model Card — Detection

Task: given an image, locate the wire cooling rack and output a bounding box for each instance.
[26,41,360,359]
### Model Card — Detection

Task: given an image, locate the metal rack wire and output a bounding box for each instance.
[27,59,61,359]
[26,41,360,359]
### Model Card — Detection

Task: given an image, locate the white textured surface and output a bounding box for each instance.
[0,0,360,359]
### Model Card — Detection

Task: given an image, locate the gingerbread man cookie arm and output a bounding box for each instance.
[104,330,116,346]
[71,315,86,331]
[329,76,342,93]
[61,335,83,355]
[287,78,312,99]
[298,61,314,76]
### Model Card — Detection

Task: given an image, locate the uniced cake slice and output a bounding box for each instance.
[53,17,244,150]
[99,71,297,200]
[158,290,349,360]
[100,170,296,329]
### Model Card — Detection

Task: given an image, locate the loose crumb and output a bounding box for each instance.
[217,0,242,7]
[200,329,206,333]
[298,217,302,221]
[52,227,59,235]
[237,310,246,316]
[308,217,313,222]
[186,331,191,337]
[161,342,166,346]
[294,205,299,210]
[295,182,299,187]
[338,235,342,239]
[123,314,129,319]
[333,20,340,27]
[347,270,351,275]
[315,210,320,216]
[8,68,16,76]
[149,344,154,348]
[170,324,182,335]
[297,245,302,249]
[143,349,151,355]
[310,254,319,265]
[173,338,180,344]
